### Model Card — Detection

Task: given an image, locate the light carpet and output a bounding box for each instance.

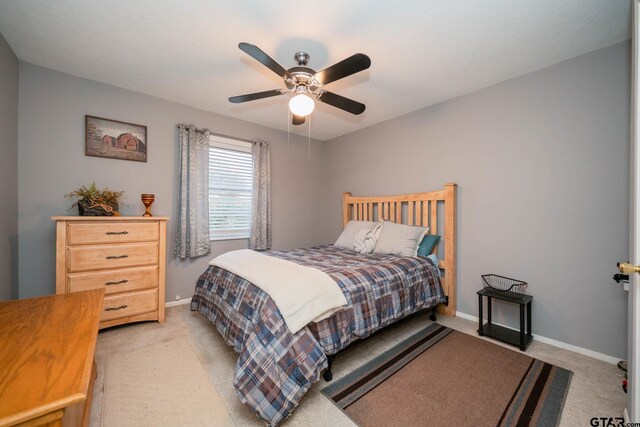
[91,305,626,426]
[101,337,235,427]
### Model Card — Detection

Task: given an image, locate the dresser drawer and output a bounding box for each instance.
[101,288,158,322]
[68,222,159,245]
[67,266,158,294]
[68,242,158,272]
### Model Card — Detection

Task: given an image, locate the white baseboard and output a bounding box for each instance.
[455,311,620,365]
[165,297,192,308]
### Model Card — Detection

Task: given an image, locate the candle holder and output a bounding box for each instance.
[141,194,155,217]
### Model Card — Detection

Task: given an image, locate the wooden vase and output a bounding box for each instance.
[141,194,155,217]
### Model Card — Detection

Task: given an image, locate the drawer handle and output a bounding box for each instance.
[105,279,128,286]
[106,231,129,235]
[105,255,129,259]
[105,304,128,311]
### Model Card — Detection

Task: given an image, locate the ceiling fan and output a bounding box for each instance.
[229,43,371,126]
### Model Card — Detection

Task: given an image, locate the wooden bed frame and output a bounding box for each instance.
[342,183,457,317]
[322,183,457,381]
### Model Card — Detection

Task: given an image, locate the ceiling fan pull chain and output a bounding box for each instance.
[287,108,291,153]
[308,114,311,160]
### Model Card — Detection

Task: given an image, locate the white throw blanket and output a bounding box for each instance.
[209,250,347,333]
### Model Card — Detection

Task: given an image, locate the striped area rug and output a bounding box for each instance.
[322,324,572,427]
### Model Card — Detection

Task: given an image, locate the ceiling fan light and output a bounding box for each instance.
[289,94,315,116]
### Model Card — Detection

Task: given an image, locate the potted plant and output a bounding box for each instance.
[66,183,124,216]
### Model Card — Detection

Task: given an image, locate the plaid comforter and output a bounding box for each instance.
[191,245,446,426]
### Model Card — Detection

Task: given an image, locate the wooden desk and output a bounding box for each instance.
[0,289,104,427]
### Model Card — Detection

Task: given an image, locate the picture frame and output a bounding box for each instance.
[85,115,147,162]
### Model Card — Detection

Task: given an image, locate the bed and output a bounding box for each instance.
[191,184,457,426]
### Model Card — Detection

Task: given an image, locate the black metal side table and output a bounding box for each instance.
[477,288,533,351]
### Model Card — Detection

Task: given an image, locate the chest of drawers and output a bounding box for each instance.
[52,216,168,329]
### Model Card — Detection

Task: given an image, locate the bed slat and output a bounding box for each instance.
[431,200,438,235]
[421,200,428,227]
[408,201,414,225]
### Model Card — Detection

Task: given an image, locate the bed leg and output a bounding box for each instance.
[323,354,335,382]
[429,307,437,322]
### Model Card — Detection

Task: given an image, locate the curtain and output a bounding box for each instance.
[174,124,211,258]
[249,139,272,250]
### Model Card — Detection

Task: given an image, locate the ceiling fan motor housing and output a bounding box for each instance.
[285,66,320,93]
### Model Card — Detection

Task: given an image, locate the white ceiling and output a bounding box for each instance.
[0,0,630,141]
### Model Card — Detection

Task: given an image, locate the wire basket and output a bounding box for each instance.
[482,274,528,297]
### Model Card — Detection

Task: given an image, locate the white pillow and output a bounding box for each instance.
[334,220,379,249]
[373,222,429,256]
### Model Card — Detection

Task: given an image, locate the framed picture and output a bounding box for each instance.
[85,115,147,162]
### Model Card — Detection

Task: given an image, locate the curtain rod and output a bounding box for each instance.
[210,131,254,144]
[176,124,254,144]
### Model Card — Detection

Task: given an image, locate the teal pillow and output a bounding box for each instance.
[417,234,440,257]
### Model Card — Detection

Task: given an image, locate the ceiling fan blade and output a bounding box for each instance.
[239,42,290,79]
[317,91,366,115]
[228,89,284,103]
[292,115,306,126]
[313,53,371,86]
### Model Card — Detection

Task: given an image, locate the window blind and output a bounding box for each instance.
[209,138,253,240]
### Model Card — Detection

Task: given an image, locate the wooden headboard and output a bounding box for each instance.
[342,183,457,317]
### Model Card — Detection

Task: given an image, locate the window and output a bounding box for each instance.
[209,135,253,240]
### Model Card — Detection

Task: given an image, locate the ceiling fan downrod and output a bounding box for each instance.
[294,51,310,66]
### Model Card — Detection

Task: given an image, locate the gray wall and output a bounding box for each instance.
[323,42,631,358]
[18,63,326,302]
[16,42,631,358]
[0,32,18,301]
